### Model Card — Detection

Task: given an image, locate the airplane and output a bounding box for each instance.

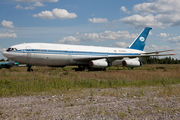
[2,27,175,71]
[0,60,17,69]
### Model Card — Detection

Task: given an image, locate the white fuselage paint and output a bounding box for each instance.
[3,43,146,66]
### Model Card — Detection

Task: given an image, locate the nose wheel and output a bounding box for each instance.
[27,64,33,72]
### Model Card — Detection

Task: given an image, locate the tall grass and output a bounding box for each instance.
[0,65,180,97]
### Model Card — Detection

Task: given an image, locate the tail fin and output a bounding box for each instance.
[128,27,152,51]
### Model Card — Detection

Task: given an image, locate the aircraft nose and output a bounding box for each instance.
[3,51,11,58]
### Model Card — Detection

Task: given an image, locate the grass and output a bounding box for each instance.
[0,64,180,97]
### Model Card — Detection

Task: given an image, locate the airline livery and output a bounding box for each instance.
[3,27,175,71]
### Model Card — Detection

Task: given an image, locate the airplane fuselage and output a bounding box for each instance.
[3,43,145,67]
[4,27,174,71]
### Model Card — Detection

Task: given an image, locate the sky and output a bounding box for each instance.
[0,0,180,60]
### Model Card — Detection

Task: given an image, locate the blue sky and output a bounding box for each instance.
[0,0,180,59]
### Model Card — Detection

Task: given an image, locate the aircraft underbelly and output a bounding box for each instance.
[29,54,71,66]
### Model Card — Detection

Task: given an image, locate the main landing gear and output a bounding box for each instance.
[75,65,86,71]
[27,64,33,72]
[75,65,106,71]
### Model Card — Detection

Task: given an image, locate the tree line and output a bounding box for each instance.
[144,57,180,64]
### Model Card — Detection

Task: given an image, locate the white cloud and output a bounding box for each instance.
[156,14,180,27]
[157,33,169,38]
[15,2,45,10]
[0,33,17,39]
[120,6,127,12]
[1,20,14,28]
[88,18,108,23]
[119,14,163,28]
[34,2,45,6]
[120,0,180,28]
[14,0,58,2]
[167,36,180,43]
[145,44,171,51]
[133,0,180,14]
[33,8,77,19]
[175,47,180,54]
[0,47,6,52]
[58,30,137,44]
[99,31,137,40]
[15,5,24,9]
[59,36,80,44]
[110,42,130,48]
[149,31,153,35]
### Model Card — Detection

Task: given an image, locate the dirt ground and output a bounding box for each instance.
[0,86,180,120]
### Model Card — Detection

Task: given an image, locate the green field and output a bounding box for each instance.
[0,64,180,97]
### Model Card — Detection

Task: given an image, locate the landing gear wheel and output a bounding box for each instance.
[75,66,86,71]
[27,64,33,72]
[27,68,33,72]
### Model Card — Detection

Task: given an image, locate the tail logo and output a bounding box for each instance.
[139,37,145,42]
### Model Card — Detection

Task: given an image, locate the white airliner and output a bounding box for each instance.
[3,27,175,71]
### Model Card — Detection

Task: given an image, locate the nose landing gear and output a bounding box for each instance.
[27,64,33,72]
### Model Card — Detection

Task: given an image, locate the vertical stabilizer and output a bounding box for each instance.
[128,27,152,51]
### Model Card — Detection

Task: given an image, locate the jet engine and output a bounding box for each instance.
[89,59,108,68]
[122,59,142,67]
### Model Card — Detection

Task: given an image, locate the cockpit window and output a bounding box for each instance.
[6,48,17,52]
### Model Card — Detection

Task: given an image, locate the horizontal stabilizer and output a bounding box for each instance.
[139,49,174,55]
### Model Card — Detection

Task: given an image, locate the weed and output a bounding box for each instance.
[117,110,127,119]
[127,105,131,114]
[0,65,180,97]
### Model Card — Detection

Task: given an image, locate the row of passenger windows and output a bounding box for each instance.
[7,48,132,55]
[25,49,125,55]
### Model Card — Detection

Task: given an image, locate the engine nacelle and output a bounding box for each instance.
[89,59,108,68]
[122,59,142,67]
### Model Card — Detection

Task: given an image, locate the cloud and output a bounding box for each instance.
[1,20,14,28]
[88,18,108,23]
[167,36,180,43]
[34,2,45,6]
[120,6,127,12]
[0,33,17,39]
[145,44,171,51]
[0,47,6,52]
[14,0,58,2]
[119,14,163,28]
[110,42,130,48]
[132,0,180,14]
[157,33,169,38]
[15,5,24,9]
[59,36,80,44]
[120,0,180,28]
[155,14,180,27]
[15,2,45,10]
[33,8,77,19]
[99,31,137,40]
[58,30,137,44]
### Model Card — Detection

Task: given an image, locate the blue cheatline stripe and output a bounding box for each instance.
[11,49,139,56]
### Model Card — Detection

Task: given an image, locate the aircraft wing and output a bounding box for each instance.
[73,53,175,62]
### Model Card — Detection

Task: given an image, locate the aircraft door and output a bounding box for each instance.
[68,48,74,64]
[25,46,31,63]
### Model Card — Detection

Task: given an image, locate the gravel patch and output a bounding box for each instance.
[0,86,180,119]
